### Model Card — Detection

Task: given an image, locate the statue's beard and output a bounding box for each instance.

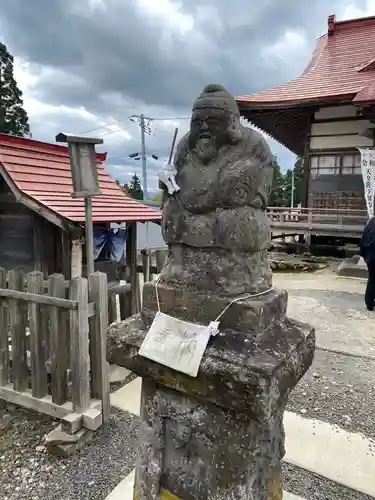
[193,136,218,163]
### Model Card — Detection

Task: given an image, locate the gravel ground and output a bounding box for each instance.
[282,462,375,500]
[0,404,139,500]
[286,348,375,442]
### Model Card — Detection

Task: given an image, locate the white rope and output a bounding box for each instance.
[154,277,274,324]
[214,286,275,322]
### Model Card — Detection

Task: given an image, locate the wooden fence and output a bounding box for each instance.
[107,249,167,324]
[0,269,110,432]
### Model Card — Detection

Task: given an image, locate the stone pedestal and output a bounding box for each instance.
[337,255,368,279]
[107,283,315,500]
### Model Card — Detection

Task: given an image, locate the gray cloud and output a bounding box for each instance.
[0,0,368,192]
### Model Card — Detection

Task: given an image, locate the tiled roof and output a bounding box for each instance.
[237,14,375,107]
[0,133,161,224]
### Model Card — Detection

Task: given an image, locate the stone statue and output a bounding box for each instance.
[158,84,273,296]
[107,84,315,500]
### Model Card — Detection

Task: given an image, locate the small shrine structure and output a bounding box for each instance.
[238,14,375,213]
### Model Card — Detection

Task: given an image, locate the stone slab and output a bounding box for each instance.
[337,256,368,279]
[284,411,375,497]
[105,469,135,500]
[104,468,304,500]
[110,377,142,416]
[107,314,315,419]
[109,363,132,383]
[45,426,93,457]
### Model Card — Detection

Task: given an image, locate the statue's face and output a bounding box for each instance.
[189,108,240,163]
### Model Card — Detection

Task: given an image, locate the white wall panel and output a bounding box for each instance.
[314,105,357,120]
[311,119,372,136]
[310,134,372,150]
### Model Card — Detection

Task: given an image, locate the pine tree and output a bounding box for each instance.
[0,43,30,137]
[128,174,144,200]
[269,155,286,206]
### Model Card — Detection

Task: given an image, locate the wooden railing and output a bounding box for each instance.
[0,269,110,431]
[267,207,368,228]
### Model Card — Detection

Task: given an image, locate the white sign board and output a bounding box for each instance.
[358,147,375,217]
[139,312,212,377]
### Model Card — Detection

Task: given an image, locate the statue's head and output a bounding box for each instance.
[189,84,242,163]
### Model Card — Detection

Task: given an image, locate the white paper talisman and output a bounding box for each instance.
[138,312,212,377]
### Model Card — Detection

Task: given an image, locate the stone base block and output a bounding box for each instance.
[142,281,288,334]
[134,379,285,500]
[45,424,93,457]
[337,256,368,279]
[108,313,314,420]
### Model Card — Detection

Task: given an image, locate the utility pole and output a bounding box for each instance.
[131,114,152,200]
[291,168,295,208]
[140,114,148,199]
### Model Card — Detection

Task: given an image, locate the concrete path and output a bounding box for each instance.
[273,271,375,359]
[105,374,375,499]
[104,269,374,499]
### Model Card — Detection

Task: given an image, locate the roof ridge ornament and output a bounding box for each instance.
[328,14,336,36]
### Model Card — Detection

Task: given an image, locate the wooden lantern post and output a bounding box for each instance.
[56,133,103,275]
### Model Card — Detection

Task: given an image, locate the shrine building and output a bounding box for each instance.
[237,14,375,213]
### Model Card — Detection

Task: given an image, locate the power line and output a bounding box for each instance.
[79,116,132,134]
[100,122,134,136]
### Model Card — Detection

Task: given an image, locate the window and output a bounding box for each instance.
[342,154,361,175]
[310,153,361,177]
[310,155,339,177]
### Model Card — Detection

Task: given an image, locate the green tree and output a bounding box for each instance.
[152,190,163,202]
[0,43,30,137]
[127,174,144,200]
[293,156,305,207]
[269,155,286,207]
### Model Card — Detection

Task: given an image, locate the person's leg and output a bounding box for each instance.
[365,260,375,311]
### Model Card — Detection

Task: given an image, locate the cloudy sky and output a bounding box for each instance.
[1,0,374,196]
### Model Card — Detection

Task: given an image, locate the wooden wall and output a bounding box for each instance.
[0,177,70,276]
[307,104,371,211]
[0,177,35,271]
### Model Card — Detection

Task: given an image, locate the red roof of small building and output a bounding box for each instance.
[238,14,375,107]
[0,133,161,225]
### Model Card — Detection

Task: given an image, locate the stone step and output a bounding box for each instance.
[110,376,142,415]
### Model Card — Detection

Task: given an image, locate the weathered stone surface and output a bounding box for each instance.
[142,281,288,333]
[107,312,314,419]
[108,84,315,499]
[134,379,286,500]
[159,83,274,296]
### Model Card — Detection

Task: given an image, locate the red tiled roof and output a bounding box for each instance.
[0,133,161,224]
[237,14,375,107]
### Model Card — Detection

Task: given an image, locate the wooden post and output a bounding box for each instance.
[155,249,166,272]
[71,237,83,278]
[48,274,69,405]
[27,271,48,398]
[142,250,151,283]
[0,268,8,386]
[69,277,90,413]
[108,292,118,324]
[85,197,95,275]
[8,270,28,392]
[125,222,138,315]
[88,272,110,423]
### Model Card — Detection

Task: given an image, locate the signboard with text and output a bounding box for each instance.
[358,147,375,217]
